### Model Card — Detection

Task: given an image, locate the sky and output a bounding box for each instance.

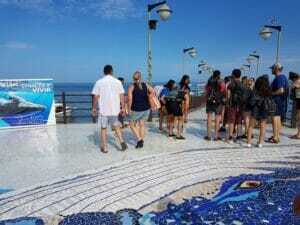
[0,0,299,83]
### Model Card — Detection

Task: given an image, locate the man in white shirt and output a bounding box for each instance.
[92,65,127,153]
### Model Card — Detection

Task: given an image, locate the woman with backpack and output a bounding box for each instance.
[127,71,154,148]
[165,81,185,140]
[205,70,226,141]
[247,75,272,148]
[241,78,254,139]
[159,80,175,131]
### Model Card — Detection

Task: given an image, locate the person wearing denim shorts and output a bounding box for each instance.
[92,65,128,153]
[127,71,153,149]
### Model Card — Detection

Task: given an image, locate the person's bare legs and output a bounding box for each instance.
[277,116,282,142]
[176,116,184,137]
[243,112,250,136]
[215,114,221,139]
[207,112,212,138]
[113,125,125,144]
[258,120,267,145]
[159,109,164,131]
[228,123,234,139]
[130,121,141,141]
[184,98,190,123]
[272,116,277,140]
[168,115,174,136]
[247,118,255,145]
[100,128,108,151]
[139,120,146,140]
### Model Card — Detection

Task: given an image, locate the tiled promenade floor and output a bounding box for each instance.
[0,109,299,224]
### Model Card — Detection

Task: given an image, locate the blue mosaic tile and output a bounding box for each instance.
[1,168,300,225]
[0,217,44,225]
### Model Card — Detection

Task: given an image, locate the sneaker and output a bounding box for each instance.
[214,137,222,141]
[121,142,128,151]
[228,136,234,144]
[241,134,247,139]
[176,136,186,140]
[246,143,252,148]
[256,143,263,148]
[135,140,144,149]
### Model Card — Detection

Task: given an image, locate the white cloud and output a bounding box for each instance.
[0,0,142,20]
[0,41,33,49]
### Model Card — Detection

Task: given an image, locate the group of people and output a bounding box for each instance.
[92,65,190,153]
[205,63,300,148]
[92,64,300,153]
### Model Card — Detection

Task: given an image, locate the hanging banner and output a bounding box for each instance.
[0,79,56,128]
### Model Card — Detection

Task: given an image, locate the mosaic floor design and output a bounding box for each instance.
[1,167,300,224]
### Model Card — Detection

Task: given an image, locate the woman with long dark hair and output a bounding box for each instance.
[159,80,176,131]
[179,75,191,123]
[247,75,272,148]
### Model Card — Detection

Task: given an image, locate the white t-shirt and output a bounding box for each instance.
[92,75,125,116]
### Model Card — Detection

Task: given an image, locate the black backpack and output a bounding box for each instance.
[263,97,277,115]
[230,81,246,106]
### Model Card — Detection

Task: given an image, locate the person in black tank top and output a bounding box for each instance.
[128,71,154,149]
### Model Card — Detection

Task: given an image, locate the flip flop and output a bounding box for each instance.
[290,135,300,140]
[100,148,108,153]
[266,137,279,144]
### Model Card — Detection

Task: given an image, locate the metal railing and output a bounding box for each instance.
[54,92,206,124]
[55,91,297,127]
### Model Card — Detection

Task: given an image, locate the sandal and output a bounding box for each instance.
[266,137,279,144]
[290,135,300,140]
[176,136,186,140]
[100,147,108,153]
[204,136,212,141]
[169,133,176,137]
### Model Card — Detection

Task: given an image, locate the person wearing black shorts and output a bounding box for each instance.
[205,70,226,141]
[165,85,185,140]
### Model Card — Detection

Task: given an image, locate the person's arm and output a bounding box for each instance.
[92,95,99,117]
[146,84,154,96]
[127,85,133,114]
[120,93,125,115]
[272,87,284,95]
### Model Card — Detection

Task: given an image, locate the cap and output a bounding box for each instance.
[270,63,283,70]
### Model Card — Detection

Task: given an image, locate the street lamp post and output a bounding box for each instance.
[259,25,282,64]
[183,47,197,74]
[249,53,260,77]
[147,1,172,84]
[242,64,251,76]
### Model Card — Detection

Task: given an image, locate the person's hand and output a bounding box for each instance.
[92,109,98,117]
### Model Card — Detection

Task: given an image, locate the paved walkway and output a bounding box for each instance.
[0,109,299,222]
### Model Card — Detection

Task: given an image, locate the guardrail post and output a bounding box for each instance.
[62,92,67,124]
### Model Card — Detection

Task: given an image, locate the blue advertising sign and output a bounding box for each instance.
[0,79,56,128]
